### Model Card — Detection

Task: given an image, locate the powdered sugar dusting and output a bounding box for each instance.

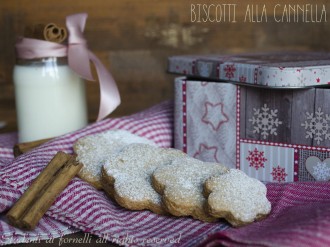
[104,143,186,205]
[74,130,156,183]
[206,169,271,226]
[153,157,228,216]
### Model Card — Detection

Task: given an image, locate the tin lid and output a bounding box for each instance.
[168,52,330,88]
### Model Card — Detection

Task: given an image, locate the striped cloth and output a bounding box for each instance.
[1,100,330,246]
[0,101,229,246]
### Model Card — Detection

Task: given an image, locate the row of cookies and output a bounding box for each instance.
[73,129,157,189]
[74,130,271,227]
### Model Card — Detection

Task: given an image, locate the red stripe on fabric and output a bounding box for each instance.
[130,115,173,135]
[133,217,194,242]
[109,213,165,236]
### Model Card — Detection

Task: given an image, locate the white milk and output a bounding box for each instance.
[14,61,88,142]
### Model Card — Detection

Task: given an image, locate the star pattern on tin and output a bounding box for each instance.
[271,165,288,183]
[246,148,267,170]
[202,102,229,131]
[193,143,219,162]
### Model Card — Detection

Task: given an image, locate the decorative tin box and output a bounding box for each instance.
[169,52,330,182]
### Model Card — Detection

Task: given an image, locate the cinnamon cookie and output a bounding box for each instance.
[74,130,156,189]
[101,143,186,214]
[152,157,228,222]
[204,169,271,227]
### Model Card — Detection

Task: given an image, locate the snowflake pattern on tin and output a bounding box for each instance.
[249,104,283,139]
[313,162,330,181]
[224,64,236,79]
[246,148,267,170]
[301,107,330,145]
[271,165,288,182]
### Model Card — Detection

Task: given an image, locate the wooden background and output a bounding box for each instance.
[1,0,330,132]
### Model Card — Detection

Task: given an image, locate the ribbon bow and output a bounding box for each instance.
[15,13,121,122]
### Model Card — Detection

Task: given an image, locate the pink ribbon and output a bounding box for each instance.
[15,13,121,122]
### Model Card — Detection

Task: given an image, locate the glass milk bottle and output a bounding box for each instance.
[13,57,88,142]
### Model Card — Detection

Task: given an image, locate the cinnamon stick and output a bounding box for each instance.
[6,152,82,230]
[24,23,67,43]
[43,23,67,43]
[14,138,52,157]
